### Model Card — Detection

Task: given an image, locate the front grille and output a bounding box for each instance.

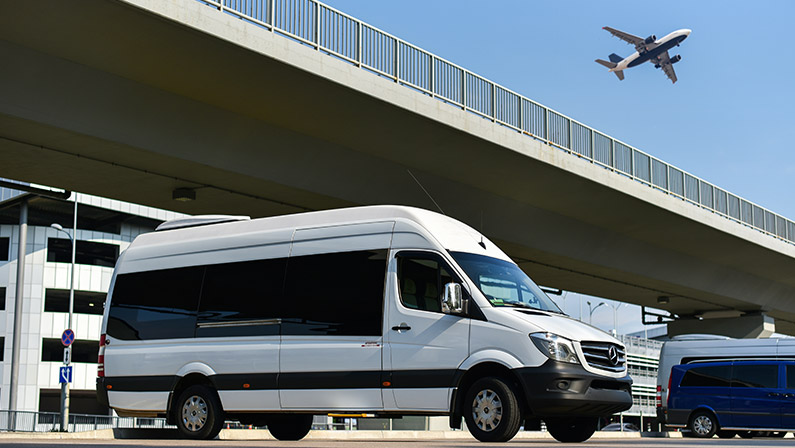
[580,341,626,373]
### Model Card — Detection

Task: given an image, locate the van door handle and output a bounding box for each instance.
[767,392,780,398]
[784,393,794,399]
[391,324,411,332]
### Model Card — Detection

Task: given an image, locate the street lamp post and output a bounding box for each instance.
[587,301,606,324]
[51,200,77,432]
[603,302,629,336]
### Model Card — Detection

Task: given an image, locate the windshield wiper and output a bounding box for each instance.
[495,300,567,315]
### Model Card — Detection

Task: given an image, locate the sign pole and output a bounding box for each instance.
[59,199,77,432]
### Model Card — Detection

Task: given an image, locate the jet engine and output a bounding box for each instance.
[670,55,682,64]
[644,35,656,44]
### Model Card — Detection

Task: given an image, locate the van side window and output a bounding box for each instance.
[196,258,286,337]
[787,366,795,390]
[107,266,203,340]
[282,249,387,336]
[396,252,456,313]
[680,365,731,388]
[731,364,778,389]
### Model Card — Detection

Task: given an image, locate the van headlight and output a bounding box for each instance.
[530,332,579,364]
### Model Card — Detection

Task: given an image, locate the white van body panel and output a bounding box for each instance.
[108,391,170,412]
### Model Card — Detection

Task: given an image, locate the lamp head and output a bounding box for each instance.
[50,223,64,231]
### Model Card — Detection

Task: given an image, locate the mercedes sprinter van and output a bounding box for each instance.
[97,206,631,442]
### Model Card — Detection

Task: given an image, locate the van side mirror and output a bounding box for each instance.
[442,282,465,315]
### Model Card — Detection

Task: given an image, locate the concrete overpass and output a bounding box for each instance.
[1,0,794,336]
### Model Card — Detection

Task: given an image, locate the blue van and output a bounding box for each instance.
[667,360,795,438]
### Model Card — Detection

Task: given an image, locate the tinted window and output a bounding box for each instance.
[282,250,387,336]
[48,238,120,268]
[397,252,456,313]
[44,289,106,315]
[732,364,778,389]
[0,287,5,310]
[787,366,795,390]
[107,266,203,340]
[42,338,98,363]
[0,237,8,261]
[681,365,732,388]
[196,258,286,338]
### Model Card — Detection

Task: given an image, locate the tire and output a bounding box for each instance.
[545,417,598,443]
[174,385,225,440]
[688,410,717,438]
[717,430,736,438]
[267,414,313,441]
[463,377,522,442]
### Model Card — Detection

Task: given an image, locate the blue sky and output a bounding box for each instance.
[320,0,795,335]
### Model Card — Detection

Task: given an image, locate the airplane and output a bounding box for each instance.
[596,27,691,83]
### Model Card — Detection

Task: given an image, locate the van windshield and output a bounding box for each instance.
[450,252,563,313]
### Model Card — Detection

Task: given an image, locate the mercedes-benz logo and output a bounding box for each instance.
[607,346,619,366]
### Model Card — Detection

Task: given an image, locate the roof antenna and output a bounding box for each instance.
[407,169,445,216]
[479,211,486,249]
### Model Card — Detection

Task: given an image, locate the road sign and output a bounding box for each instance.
[63,347,71,365]
[59,366,73,384]
[61,329,75,347]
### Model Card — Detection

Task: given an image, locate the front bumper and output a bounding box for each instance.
[515,360,632,417]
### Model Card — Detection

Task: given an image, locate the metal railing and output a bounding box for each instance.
[0,410,173,433]
[198,0,794,245]
[0,410,351,433]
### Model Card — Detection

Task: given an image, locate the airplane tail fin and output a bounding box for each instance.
[595,59,616,69]
[595,59,625,81]
[608,53,624,63]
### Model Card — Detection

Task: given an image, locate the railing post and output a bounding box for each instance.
[518,98,523,133]
[460,70,466,109]
[313,0,319,49]
[270,0,276,31]
[491,83,496,122]
[567,118,572,150]
[394,38,399,82]
[544,107,549,142]
[610,139,615,171]
[666,165,670,194]
[648,156,653,186]
[630,149,635,177]
[430,56,435,96]
[356,22,362,67]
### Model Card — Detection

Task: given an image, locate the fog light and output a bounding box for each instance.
[556,380,570,390]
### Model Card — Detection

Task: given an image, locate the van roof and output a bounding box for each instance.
[132,205,512,262]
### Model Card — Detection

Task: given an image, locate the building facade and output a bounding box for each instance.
[0,189,183,413]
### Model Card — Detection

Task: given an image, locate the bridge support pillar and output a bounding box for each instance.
[667,313,775,339]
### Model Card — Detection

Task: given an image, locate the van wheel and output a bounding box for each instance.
[267,414,313,441]
[545,417,597,443]
[463,377,522,442]
[688,410,717,438]
[175,385,225,440]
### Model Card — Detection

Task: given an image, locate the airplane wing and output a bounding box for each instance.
[657,51,678,84]
[602,27,644,46]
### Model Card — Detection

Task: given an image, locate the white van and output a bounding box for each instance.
[97,206,631,443]
[656,336,795,426]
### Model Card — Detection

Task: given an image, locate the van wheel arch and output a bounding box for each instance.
[450,362,527,429]
[167,373,218,425]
